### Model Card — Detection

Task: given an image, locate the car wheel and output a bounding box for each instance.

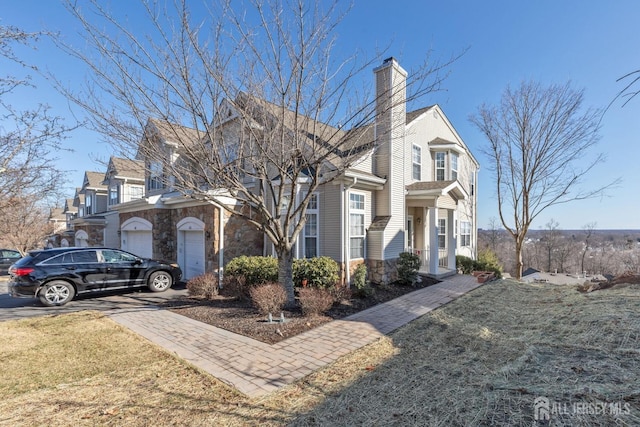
[148,271,172,292]
[39,281,75,307]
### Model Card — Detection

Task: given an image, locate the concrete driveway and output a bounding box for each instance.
[0,277,188,322]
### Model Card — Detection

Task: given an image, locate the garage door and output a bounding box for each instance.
[183,230,205,280]
[125,230,153,259]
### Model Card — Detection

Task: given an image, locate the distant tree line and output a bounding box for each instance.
[479,219,640,277]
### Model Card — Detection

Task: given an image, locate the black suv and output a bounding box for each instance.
[8,247,182,306]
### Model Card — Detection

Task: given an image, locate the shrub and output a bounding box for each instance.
[330,284,353,302]
[476,248,503,279]
[221,274,249,300]
[298,287,334,317]
[186,272,219,299]
[397,252,421,286]
[249,282,287,315]
[293,256,339,289]
[351,263,372,297]
[225,256,278,286]
[456,255,475,274]
[456,250,503,279]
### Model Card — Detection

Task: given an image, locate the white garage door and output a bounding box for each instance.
[183,230,205,280]
[125,230,153,259]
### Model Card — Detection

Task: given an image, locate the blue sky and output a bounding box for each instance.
[2,1,639,230]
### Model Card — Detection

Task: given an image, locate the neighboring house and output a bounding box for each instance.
[48,207,67,234]
[103,157,146,208]
[115,58,478,285]
[112,120,263,280]
[71,171,113,247]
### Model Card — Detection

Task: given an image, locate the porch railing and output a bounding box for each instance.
[405,247,449,270]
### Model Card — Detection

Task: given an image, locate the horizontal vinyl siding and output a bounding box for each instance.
[319,184,342,262]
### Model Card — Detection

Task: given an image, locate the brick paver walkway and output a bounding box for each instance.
[109,274,482,397]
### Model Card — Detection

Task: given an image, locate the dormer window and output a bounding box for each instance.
[109,185,119,205]
[86,194,92,215]
[149,161,164,190]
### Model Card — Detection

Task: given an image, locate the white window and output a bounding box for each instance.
[460,221,471,247]
[129,185,144,201]
[304,193,319,258]
[349,193,365,259]
[435,152,445,181]
[451,153,458,181]
[86,194,92,215]
[109,185,119,206]
[438,218,446,249]
[149,161,164,190]
[412,145,421,180]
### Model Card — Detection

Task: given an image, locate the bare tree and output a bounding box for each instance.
[541,219,560,272]
[0,25,72,218]
[0,196,56,254]
[485,217,502,252]
[471,81,618,279]
[57,0,457,304]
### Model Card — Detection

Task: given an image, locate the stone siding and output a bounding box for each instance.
[73,224,105,247]
[366,257,399,285]
[119,203,263,272]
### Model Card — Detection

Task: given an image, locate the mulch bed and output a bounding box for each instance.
[162,277,439,344]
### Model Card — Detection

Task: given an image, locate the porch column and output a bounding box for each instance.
[428,207,438,273]
[447,209,456,270]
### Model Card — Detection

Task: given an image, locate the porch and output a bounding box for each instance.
[407,247,457,279]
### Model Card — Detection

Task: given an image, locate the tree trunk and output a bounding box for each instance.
[276,247,296,306]
[515,236,525,279]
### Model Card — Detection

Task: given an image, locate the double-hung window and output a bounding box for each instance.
[460,221,471,247]
[451,153,458,181]
[438,218,446,249]
[412,145,422,180]
[349,193,365,259]
[109,185,119,206]
[86,194,93,215]
[304,193,319,258]
[149,161,164,190]
[435,152,445,181]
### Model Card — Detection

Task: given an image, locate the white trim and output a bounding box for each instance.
[121,217,152,231]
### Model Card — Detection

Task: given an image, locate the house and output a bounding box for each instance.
[112,58,478,285]
[111,121,264,280]
[70,171,115,247]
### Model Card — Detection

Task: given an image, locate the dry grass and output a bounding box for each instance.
[1,279,639,426]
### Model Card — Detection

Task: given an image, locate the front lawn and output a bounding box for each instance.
[1,279,638,426]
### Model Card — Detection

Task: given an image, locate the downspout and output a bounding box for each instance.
[211,201,225,284]
[343,177,358,286]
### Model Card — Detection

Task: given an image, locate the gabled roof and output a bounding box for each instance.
[406,105,435,124]
[49,207,65,221]
[406,180,468,200]
[63,198,76,214]
[83,171,108,191]
[147,118,202,145]
[104,156,145,182]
